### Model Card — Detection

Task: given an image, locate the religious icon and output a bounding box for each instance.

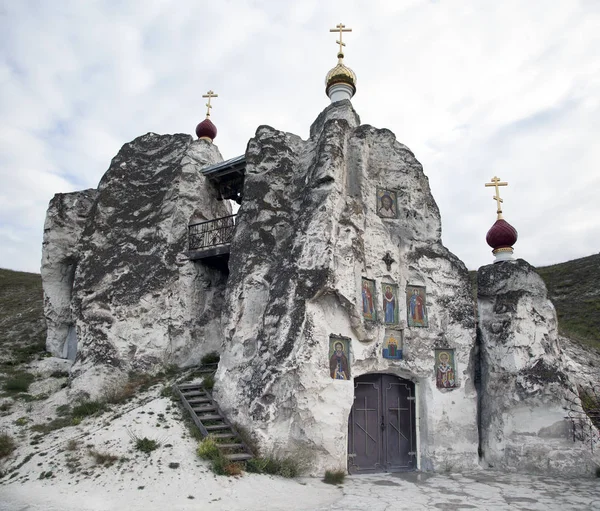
[381,283,399,325]
[435,349,456,389]
[329,335,351,380]
[361,278,377,321]
[377,188,398,219]
[406,285,428,327]
[382,330,403,360]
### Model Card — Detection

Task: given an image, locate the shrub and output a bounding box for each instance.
[202,374,215,391]
[72,400,105,419]
[132,436,160,454]
[0,402,12,412]
[323,469,346,485]
[89,449,119,466]
[0,432,17,459]
[3,372,35,393]
[200,352,220,365]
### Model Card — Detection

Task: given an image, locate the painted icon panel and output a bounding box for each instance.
[329,335,351,380]
[382,329,403,360]
[377,188,398,219]
[361,277,377,321]
[435,349,456,388]
[406,285,428,327]
[381,282,399,325]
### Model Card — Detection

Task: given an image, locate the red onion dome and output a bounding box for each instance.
[195,118,217,141]
[486,218,518,251]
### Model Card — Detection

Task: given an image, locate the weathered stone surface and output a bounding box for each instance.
[477,259,599,475]
[41,189,98,358]
[42,133,231,397]
[215,101,478,473]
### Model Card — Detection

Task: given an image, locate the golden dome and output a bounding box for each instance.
[325,56,357,96]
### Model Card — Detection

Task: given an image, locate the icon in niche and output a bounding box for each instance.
[382,330,403,360]
[406,285,428,327]
[329,335,351,380]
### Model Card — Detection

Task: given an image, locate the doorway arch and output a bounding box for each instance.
[348,373,416,474]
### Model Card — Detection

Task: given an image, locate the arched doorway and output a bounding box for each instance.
[348,373,416,474]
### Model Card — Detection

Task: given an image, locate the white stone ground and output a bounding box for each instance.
[1,377,598,511]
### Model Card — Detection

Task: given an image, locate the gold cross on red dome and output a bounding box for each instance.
[485,176,508,219]
[202,90,218,118]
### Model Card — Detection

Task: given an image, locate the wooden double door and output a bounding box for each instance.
[348,373,416,473]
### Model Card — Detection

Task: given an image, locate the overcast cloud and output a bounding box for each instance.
[1,0,598,273]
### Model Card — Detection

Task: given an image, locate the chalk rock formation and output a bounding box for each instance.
[477,259,599,475]
[215,101,478,473]
[42,189,98,359]
[42,133,231,397]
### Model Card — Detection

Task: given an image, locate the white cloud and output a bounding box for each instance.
[0,0,598,273]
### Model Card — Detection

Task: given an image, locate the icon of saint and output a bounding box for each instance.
[436,351,455,388]
[330,342,350,380]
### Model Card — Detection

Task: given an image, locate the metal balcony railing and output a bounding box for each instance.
[188,214,237,251]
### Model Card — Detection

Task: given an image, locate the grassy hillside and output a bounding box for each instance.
[535,254,600,349]
[0,268,46,364]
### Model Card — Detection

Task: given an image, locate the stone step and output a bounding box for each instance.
[212,433,236,439]
[205,424,231,431]
[224,453,253,461]
[196,413,222,421]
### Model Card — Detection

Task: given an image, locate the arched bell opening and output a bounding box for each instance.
[348,373,417,474]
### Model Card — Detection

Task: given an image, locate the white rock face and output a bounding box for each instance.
[41,189,98,358]
[215,101,479,473]
[42,133,231,398]
[477,259,599,476]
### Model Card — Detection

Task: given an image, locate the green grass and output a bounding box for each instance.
[245,455,303,478]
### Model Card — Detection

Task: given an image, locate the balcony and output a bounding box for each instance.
[187,214,236,267]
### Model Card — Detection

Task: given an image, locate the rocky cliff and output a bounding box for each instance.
[215,101,479,473]
[477,259,599,475]
[42,133,231,397]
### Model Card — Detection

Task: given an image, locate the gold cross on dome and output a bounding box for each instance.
[330,23,352,57]
[485,176,508,219]
[202,90,218,117]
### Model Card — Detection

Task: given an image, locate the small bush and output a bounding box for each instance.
[323,469,346,485]
[202,374,215,391]
[200,352,220,365]
[3,372,35,393]
[66,439,79,451]
[134,437,160,454]
[0,432,17,459]
[56,404,71,417]
[0,402,12,412]
[197,436,220,460]
[89,449,119,466]
[72,400,105,418]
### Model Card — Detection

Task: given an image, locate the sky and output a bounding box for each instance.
[1,0,599,273]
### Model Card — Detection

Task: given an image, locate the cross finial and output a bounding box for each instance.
[330,23,352,58]
[485,176,509,219]
[202,90,218,118]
